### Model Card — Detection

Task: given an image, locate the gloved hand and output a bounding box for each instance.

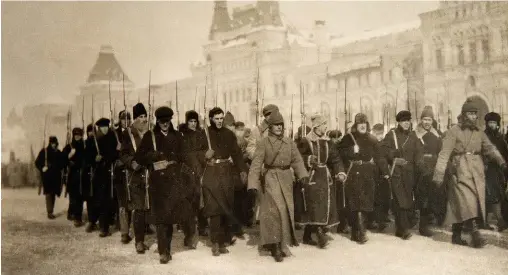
[116,143,121,151]
[240,172,248,184]
[335,172,347,182]
[308,156,318,168]
[68,148,76,159]
[205,150,215,160]
[95,155,103,162]
[299,177,310,186]
[42,166,48,173]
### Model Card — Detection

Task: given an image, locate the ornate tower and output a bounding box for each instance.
[209,1,231,41]
[256,0,282,27]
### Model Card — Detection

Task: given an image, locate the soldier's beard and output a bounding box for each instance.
[460,114,479,130]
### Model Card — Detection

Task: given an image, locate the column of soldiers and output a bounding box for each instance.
[35,98,508,264]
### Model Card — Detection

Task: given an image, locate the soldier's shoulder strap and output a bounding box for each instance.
[127,128,137,152]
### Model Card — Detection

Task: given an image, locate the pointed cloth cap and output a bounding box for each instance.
[224,111,235,126]
[267,111,284,125]
[420,106,434,119]
[461,99,478,113]
[311,113,327,128]
[262,104,279,117]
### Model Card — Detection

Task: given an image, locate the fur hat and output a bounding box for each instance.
[461,99,478,113]
[185,110,199,122]
[267,111,284,125]
[49,136,58,145]
[328,130,342,139]
[310,114,327,128]
[118,110,131,120]
[420,106,434,119]
[372,123,384,132]
[95,118,110,127]
[485,112,501,124]
[396,110,412,122]
[224,111,235,126]
[133,103,147,120]
[72,127,84,136]
[86,124,93,133]
[155,107,173,121]
[234,121,245,128]
[262,104,279,117]
[354,113,369,124]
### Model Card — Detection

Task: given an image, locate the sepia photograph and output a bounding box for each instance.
[1,0,508,274]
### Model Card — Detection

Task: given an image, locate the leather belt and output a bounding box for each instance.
[423,154,435,158]
[265,165,290,170]
[351,159,374,165]
[207,158,232,166]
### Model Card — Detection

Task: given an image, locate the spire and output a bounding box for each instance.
[86,45,132,84]
[256,1,282,27]
[209,1,231,40]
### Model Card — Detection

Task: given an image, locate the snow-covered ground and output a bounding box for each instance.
[2,188,508,275]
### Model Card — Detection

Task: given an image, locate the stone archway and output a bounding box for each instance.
[466,95,489,128]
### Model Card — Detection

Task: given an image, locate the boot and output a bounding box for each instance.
[356,212,368,244]
[469,219,487,248]
[159,253,171,264]
[211,243,221,256]
[418,211,433,237]
[135,242,148,254]
[316,227,329,248]
[336,223,350,234]
[99,230,111,238]
[492,203,508,232]
[198,227,209,236]
[395,210,412,240]
[74,220,84,228]
[302,226,317,246]
[184,234,198,249]
[47,213,56,220]
[121,234,132,244]
[271,243,284,262]
[86,223,97,233]
[451,223,467,246]
[219,243,229,254]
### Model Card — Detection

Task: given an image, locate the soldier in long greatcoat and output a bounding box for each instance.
[179,110,209,238]
[35,136,65,219]
[202,107,248,256]
[483,112,508,231]
[414,107,443,237]
[380,111,424,240]
[62,128,86,227]
[433,100,508,248]
[338,114,389,244]
[297,114,345,248]
[83,124,99,233]
[135,106,194,264]
[248,111,309,262]
[120,103,151,254]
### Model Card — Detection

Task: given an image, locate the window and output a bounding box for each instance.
[482,39,490,61]
[457,45,465,65]
[469,42,477,63]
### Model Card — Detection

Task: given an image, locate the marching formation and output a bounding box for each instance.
[34,98,508,264]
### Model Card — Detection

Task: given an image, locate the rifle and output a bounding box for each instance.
[145,71,152,210]
[176,81,180,126]
[444,80,452,129]
[80,96,85,196]
[289,93,294,139]
[122,74,131,202]
[108,80,118,199]
[300,81,307,136]
[255,67,260,126]
[343,78,348,133]
[194,86,198,111]
[436,92,441,131]
[38,112,49,195]
[62,107,72,198]
[91,94,100,197]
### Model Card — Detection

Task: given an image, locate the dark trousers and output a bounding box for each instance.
[133,210,148,243]
[68,193,84,220]
[156,224,174,255]
[209,215,231,244]
[99,197,113,233]
[45,194,56,214]
[87,198,100,224]
[198,209,208,231]
[182,214,197,238]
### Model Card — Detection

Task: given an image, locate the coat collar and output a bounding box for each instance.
[414,123,440,139]
[268,134,289,144]
[306,129,329,142]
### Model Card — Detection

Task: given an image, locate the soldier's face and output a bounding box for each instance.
[121,118,130,128]
[158,119,171,131]
[487,121,498,130]
[357,123,367,134]
[422,117,433,130]
[466,112,477,122]
[212,113,224,129]
[399,120,411,130]
[99,126,109,135]
[88,131,93,137]
[373,131,384,141]
[188,119,197,130]
[50,143,57,149]
[73,135,82,141]
[135,114,148,126]
[271,124,283,136]
[235,126,245,138]
[315,123,327,136]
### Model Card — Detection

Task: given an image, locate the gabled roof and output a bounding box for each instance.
[86,45,132,84]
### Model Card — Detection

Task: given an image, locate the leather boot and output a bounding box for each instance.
[121,234,132,244]
[357,212,368,244]
[86,223,97,233]
[135,242,148,254]
[211,243,220,256]
[451,223,467,246]
[271,243,284,262]
[159,253,171,264]
[303,226,317,246]
[469,219,487,248]
[316,227,329,248]
[418,210,433,237]
[218,243,229,254]
[492,203,507,232]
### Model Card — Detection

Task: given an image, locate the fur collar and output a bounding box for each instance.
[414,123,440,139]
[306,130,329,142]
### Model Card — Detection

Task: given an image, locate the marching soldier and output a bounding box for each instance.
[90,118,119,237]
[120,103,152,253]
[35,136,65,219]
[62,128,86,227]
[414,106,442,237]
[328,129,350,234]
[370,123,391,232]
[338,114,389,244]
[135,106,194,264]
[297,114,345,248]
[180,110,209,238]
[202,107,248,256]
[433,100,508,248]
[248,110,309,262]
[246,104,279,160]
[115,110,133,244]
[483,112,508,231]
[380,110,423,240]
[84,124,99,232]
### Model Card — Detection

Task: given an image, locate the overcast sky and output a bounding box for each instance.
[1,0,439,118]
